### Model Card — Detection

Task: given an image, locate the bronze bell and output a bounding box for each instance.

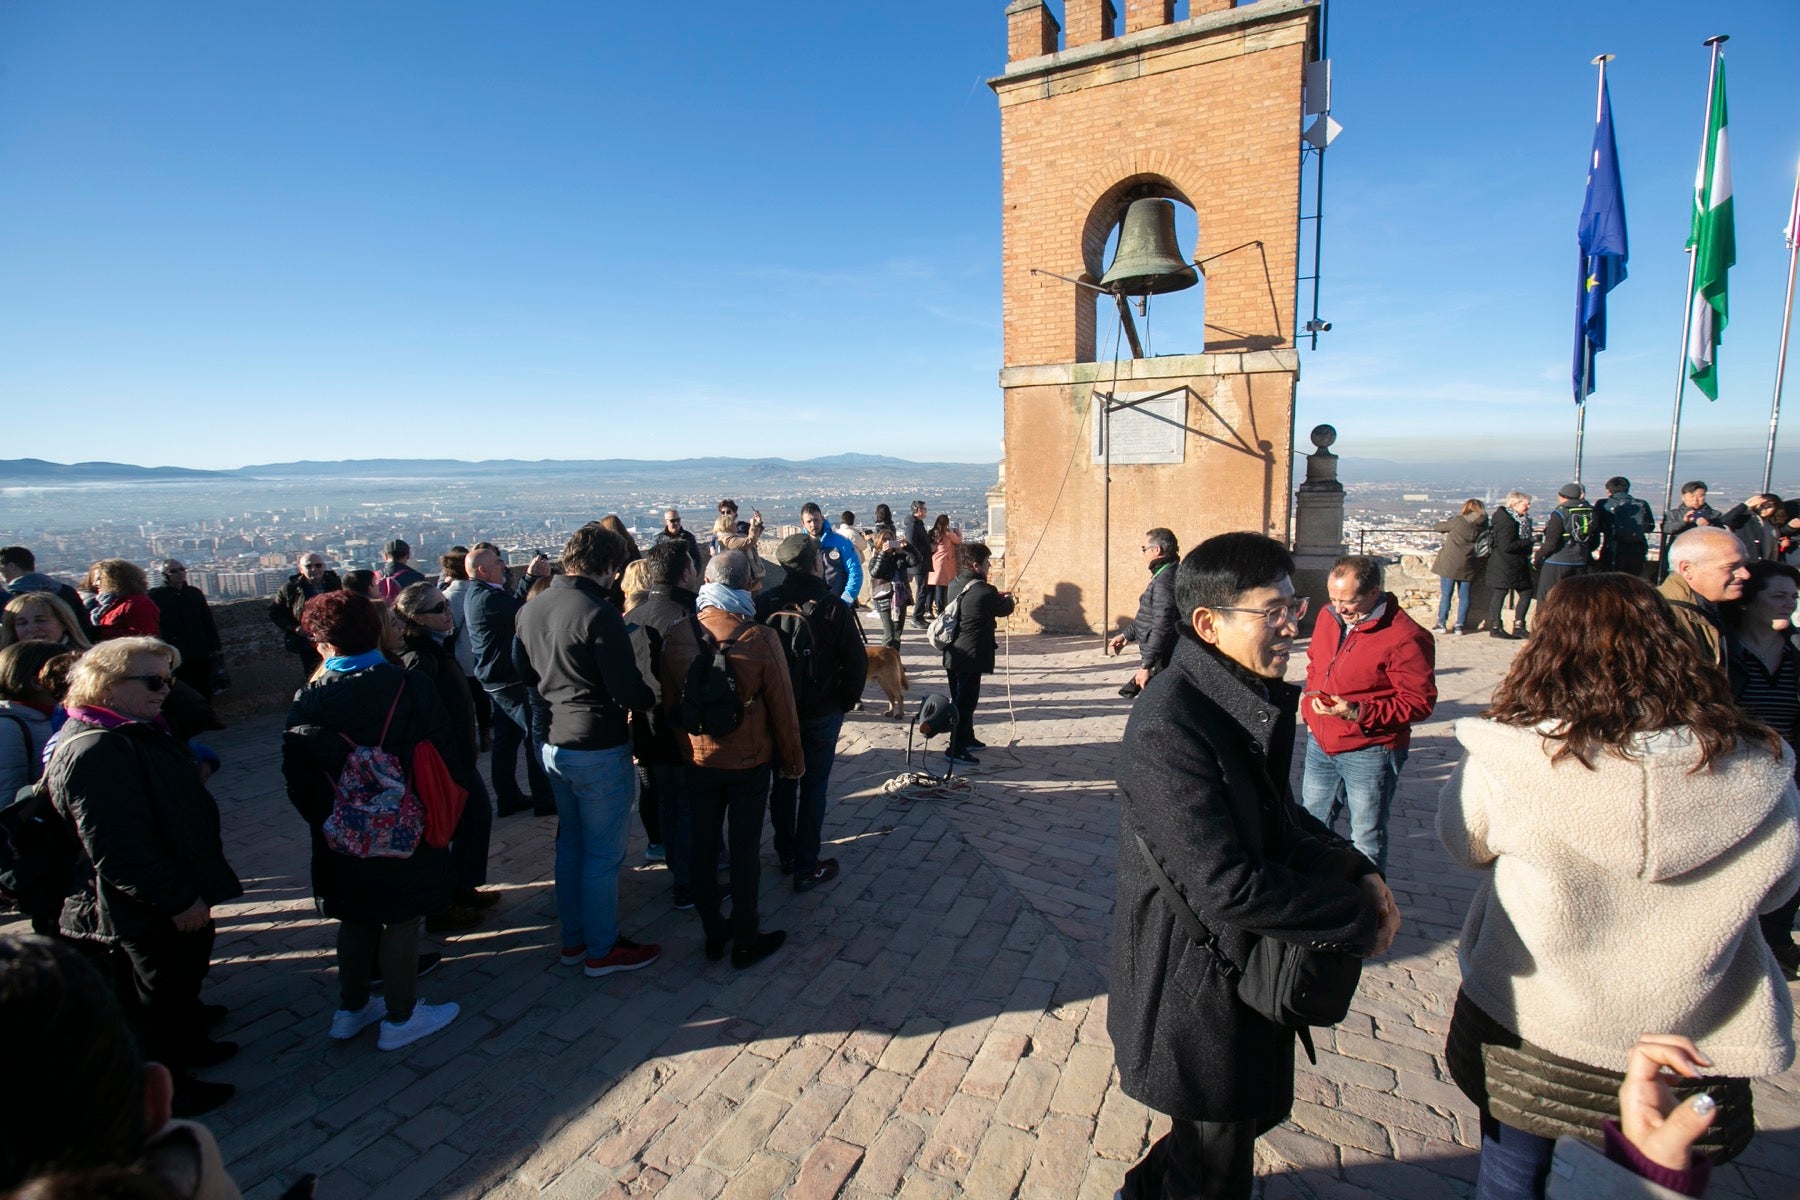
[1099,198,1199,296]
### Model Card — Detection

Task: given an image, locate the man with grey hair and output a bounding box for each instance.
[1658,526,1750,669]
[270,552,340,674]
[1300,556,1435,874]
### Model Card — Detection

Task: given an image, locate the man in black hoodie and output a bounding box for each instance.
[756,534,867,892]
[624,540,700,909]
[941,542,1015,763]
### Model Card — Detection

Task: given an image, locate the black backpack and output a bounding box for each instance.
[765,599,836,717]
[0,727,95,920]
[675,617,747,737]
[1563,501,1599,553]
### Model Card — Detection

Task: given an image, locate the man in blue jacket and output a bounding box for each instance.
[800,503,863,607]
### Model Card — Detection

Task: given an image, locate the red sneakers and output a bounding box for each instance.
[583,936,661,978]
[558,945,586,967]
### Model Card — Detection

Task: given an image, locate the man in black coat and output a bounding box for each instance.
[625,540,701,909]
[941,542,1014,764]
[1107,527,1179,698]
[755,534,868,892]
[150,561,224,697]
[652,508,707,580]
[1111,533,1399,1199]
[466,546,556,816]
[269,553,341,674]
[907,500,932,625]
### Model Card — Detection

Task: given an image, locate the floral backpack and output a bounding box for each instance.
[321,681,423,859]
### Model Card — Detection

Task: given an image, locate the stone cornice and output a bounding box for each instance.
[990,0,1316,100]
[998,350,1299,389]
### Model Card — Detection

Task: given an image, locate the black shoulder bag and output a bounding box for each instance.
[1133,832,1363,1063]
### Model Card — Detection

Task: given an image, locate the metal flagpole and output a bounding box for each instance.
[1575,53,1614,485]
[1661,35,1727,545]
[1763,158,1800,494]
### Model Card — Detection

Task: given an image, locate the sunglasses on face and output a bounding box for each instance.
[416,602,449,615]
[122,674,173,692]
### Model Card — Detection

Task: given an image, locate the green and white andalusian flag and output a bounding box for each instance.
[1686,57,1735,400]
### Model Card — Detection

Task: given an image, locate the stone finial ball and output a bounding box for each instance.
[1310,424,1337,451]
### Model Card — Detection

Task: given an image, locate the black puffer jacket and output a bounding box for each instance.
[755,571,869,719]
[1485,507,1534,591]
[942,571,1015,675]
[1120,559,1179,674]
[1110,637,1379,1123]
[49,716,242,943]
[282,664,456,924]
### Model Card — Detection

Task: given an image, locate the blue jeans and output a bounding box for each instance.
[1474,1119,1554,1200]
[541,743,636,954]
[768,711,844,877]
[1436,577,1472,629]
[1300,736,1407,875]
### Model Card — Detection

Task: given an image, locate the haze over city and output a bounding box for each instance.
[2,2,1797,480]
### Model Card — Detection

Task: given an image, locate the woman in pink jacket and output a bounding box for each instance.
[926,516,962,618]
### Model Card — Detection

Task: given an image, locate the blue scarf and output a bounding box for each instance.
[324,648,388,673]
[696,582,755,618]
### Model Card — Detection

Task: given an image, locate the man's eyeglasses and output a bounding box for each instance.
[415,602,449,615]
[121,673,173,692]
[1211,597,1308,626]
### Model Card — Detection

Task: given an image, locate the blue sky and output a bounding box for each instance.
[1,2,1796,478]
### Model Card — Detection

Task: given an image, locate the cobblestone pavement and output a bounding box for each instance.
[10,613,1799,1198]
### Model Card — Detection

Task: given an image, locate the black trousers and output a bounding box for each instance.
[1121,1117,1259,1200]
[1487,586,1532,634]
[338,919,420,1022]
[1762,884,1800,953]
[115,921,217,1067]
[688,764,772,944]
[451,770,493,892]
[947,670,982,752]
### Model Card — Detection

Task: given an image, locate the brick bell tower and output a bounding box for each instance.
[990,0,1320,634]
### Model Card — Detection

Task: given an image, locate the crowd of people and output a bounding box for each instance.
[0,496,1004,1126]
[4,480,1799,1199]
[1425,476,1800,639]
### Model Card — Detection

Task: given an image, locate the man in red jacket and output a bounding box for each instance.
[1300,556,1436,875]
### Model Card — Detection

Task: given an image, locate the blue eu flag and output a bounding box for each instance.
[1573,79,1629,402]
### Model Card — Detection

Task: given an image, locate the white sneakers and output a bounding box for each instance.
[328,998,460,1050]
[377,1001,460,1051]
[328,998,384,1040]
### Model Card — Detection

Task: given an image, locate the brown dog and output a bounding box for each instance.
[864,645,909,718]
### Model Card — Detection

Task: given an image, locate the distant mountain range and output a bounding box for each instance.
[0,453,983,484]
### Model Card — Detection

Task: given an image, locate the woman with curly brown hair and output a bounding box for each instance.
[1438,572,1800,1199]
[85,560,159,641]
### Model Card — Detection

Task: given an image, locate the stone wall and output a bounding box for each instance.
[211,598,306,723]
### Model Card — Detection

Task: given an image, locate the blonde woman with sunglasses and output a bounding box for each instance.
[45,635,243,1116]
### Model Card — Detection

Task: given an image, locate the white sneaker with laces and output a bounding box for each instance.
[377,1000,460,1051]
[328,998,385,1040]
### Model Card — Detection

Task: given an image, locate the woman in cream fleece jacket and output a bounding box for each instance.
[1439,572,1800,1200]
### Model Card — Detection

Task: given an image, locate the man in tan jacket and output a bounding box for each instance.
[1657,527,1750,670]
[660,551,803,969]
